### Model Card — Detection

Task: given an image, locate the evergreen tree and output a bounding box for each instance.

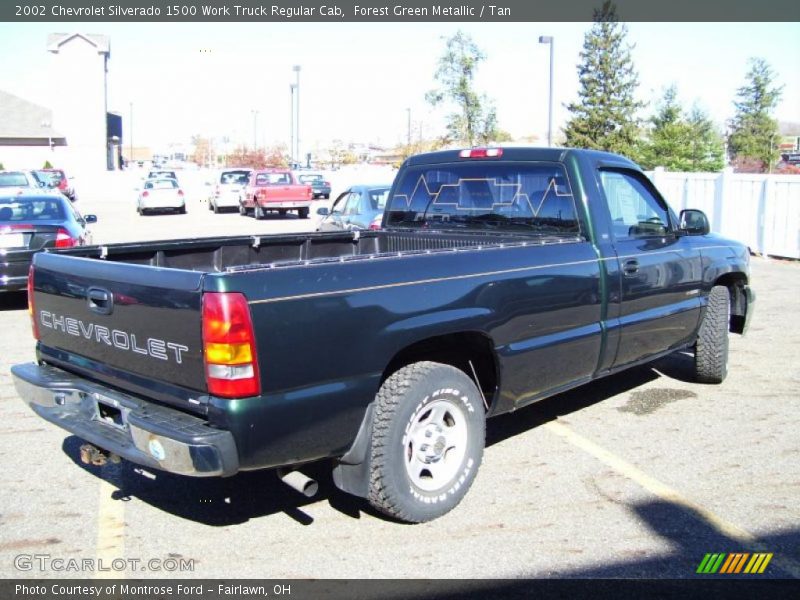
[563,1,644,156]
[638,87,725,172]
[687,105,725,172]
[426,30,506,146]
[727,58,783,172]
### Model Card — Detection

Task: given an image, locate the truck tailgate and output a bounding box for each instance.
[31,252,206,394]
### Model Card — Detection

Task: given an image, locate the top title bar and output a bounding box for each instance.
[3,0,799,22]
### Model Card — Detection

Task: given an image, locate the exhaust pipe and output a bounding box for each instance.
[277,468,318,498]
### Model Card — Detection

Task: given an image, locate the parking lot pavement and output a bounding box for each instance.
[0,195,797,579]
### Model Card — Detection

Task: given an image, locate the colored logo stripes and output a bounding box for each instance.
[697,552,773,574]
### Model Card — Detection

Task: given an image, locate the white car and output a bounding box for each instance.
[137,178,186,215]
[208,168,252,213]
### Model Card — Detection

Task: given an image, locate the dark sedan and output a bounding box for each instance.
[316,184,391,232]
[0,193,97,292]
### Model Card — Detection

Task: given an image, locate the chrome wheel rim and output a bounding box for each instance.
[403,399,468,492]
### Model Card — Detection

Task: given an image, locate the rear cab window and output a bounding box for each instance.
[386,162,581,235]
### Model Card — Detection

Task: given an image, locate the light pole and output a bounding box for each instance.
[538,35,554,147]
[293,65,301,166]
[251,110,259,150]
[406,107,411,148]
[290,84,297,165]
[129,102,133,167]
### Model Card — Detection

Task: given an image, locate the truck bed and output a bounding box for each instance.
[56,229,580,273]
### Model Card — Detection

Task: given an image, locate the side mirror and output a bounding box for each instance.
[679,209,710,235]
[316,207,330,216]
[84,215,98,224]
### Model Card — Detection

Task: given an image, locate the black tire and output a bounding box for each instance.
[178,205,186,215]
[239,202,247,216]
[254,203,264,220]
[208,201,213,211]
[695,285,730,383]
[298,207,309,219]
[278,209,287,216]
[213,202,220,214]
[367,361,485,523]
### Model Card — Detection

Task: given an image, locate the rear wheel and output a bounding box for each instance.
[213,202,220,214]
[178,205,186,215]
[298,207,309,219]
[367,361,485,523]
[695,285,730,383]
[254,203,265,220]
[239,202,247,216]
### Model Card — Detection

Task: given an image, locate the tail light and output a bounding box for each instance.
[54,228,77,248]
[178,189,185,197]
[202,292,260,398]
[306,186,312,198]
[28,265,39,340]
[369,215,382,230]
[459,148,503,159]
[142,190,150,197]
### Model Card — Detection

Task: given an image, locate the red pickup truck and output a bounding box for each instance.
[239,169,313,219]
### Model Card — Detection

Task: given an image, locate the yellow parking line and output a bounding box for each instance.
[95,478,125,579]
[544,421,800,578]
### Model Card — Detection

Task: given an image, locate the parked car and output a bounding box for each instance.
[317,184,391,232]
[0,170,60,196]
[240,169,313,219]
[137,178,186,215]
[208,168,252,213]
[295,172,331,199]
[36,168,76,202]
[0,192,96,292]
[13,147,754,523]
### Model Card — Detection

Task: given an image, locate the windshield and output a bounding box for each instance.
[0,172,30,187]
[385,162,580,234]
[298,174,323,183]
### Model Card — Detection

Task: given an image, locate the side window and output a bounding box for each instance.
[343,193,361,216]
[599,170,670,239]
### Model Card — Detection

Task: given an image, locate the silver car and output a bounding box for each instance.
[208,168,252,213]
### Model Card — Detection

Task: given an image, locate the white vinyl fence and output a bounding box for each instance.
[645,168,800,259]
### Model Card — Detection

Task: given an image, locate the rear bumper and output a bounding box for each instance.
[12,362,239,477]
[257,201,312,209]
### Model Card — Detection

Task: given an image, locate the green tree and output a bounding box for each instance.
[727,58,783,172]
[426,30,505,146]
[687,105,725,172]
[638,87,725,172]
[563,1,644,157]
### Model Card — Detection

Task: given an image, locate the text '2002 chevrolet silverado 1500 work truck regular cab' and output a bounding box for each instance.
[13,148,753,523]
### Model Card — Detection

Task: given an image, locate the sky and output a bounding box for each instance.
[1,21,798,155]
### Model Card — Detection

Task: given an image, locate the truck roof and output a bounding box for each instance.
[403,146,640,169]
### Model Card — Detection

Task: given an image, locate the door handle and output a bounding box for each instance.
[623,259,640,276]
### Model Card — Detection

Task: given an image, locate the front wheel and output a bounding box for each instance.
[367,361,485,523]
[695,285,730,383]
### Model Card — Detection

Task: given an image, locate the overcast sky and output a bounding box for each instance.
[2,21,798,153]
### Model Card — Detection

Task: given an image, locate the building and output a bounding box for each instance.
[0,33,124,173]
[47,32,119,172]
[0,90,67,169]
